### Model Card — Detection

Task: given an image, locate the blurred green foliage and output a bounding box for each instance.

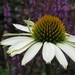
[68,0,75,4]
[0,66,10,75]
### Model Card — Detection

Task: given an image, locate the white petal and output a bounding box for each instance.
[66,42,75,48]
[66,33,73,36]
[66,34,75,42]
[3,33,31,37]
[22,42,42,65]
[9,41,35,57]
[57,43,75,62]
[42,42,55,63]
[13,24,30,32]
[54,45,68,69]
[1,36,29,45]
[23,20,34,26]
[7,38,34,53]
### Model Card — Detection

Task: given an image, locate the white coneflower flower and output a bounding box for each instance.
[1,15,75,69]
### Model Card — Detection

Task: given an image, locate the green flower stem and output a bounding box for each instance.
[45,64,51,75]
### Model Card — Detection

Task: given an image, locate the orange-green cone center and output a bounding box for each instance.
[32,15,66,43]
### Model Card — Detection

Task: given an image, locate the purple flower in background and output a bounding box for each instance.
[3,0,12,33]
[11,55,21,75]
[67,10,75,35]
[29,0,68,26]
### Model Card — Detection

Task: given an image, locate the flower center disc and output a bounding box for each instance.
[32,15,66,43]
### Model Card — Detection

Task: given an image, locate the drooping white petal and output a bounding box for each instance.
[3,33,31,37]
[13,24,30,32]
[57,43,75,62]
[42,42,55,63]
[7,38,34,53]
[1,36,29,45]
[23,20,34,26]
[22,42,42,65]
[66,42,75,48]
[9,41,35,57]
[54,45,68,69]
[66,33,74,36]
[66,34,75,42]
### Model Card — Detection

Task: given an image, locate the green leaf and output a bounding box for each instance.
[0,66,6,75]
[36,62,41,67]
[41,72,46,75]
